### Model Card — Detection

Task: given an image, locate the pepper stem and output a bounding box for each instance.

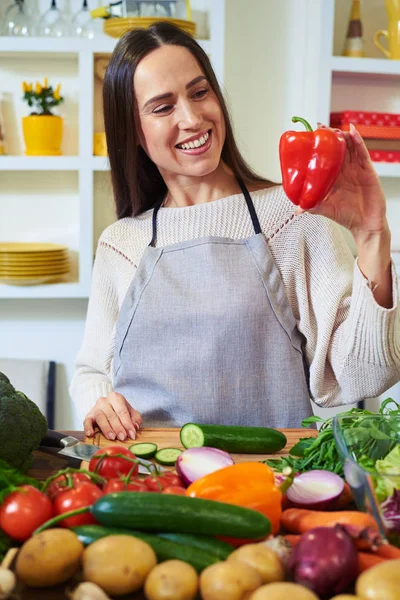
[292,116,313,132]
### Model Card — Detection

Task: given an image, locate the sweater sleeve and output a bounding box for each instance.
[271,211,400,407]
[69,242,119,422]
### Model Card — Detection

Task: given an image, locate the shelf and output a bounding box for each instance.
[331,56,400,79]
[0,36,211,57]
[0,282,89,299]
[0,156,81,171]
[91,156,110,171]
[373,162,400,178]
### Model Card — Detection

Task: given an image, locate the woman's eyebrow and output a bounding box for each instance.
[141,75,208,110]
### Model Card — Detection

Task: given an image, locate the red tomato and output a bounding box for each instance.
[162,486,186,495]
[0,485,53,541]
[46,472,92,500]
[88,445,138,480]
[161,472,185,488]
[103,478,148,494]
[53,482,103,528]
[143,475,171,492]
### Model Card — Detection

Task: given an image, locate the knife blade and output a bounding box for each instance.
[40,429,165,474]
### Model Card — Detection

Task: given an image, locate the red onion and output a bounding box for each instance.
[175,447,234,486]
[288,526,358,597]
[286,469,344,509]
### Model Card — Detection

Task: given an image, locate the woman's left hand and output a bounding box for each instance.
[296,123,389,242]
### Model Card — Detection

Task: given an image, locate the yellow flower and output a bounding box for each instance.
[22,81,28,93]
[53,90,61,101]
[27,83,32,92]
[43,77,48,89]
[35,82,42,95]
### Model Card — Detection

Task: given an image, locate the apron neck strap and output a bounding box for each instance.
[149,176,262,247]
[236,177,262,235]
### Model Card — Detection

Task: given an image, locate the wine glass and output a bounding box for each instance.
[2,0,34,36]
[71,0,98,39]
[37,0,70,37]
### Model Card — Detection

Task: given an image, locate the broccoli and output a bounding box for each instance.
[0,371,48,472]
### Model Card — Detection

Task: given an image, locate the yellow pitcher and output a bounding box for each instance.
[374,0,400,59]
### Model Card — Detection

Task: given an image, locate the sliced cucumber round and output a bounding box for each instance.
[154,447,183,466]
[129,442,158,459]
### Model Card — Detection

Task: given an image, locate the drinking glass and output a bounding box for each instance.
[71,0,97,39]
[37,0,70,37]
[2,0,34,36]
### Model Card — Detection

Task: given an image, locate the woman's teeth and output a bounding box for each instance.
[177,131,210,150]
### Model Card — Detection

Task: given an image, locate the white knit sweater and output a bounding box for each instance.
[70,186,400,422]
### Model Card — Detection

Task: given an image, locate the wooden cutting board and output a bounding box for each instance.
[84,427,318,467]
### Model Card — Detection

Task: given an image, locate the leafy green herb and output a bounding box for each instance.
[0,457,42,504]
[265,398,400,476]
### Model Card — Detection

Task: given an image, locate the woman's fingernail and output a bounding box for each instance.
[86,430,92,437]
[118,432,126,441]
[134,422,140,430]
[108,432,116,440]
[129,430,136,440]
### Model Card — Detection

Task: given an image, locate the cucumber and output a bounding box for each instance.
[180,423,287,454]
[92,492,270,539]
[157,532,234,560]
[129,442,158,459]
[72,525,218,572]
[154,447,183,466]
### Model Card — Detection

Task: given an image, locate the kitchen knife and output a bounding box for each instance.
[40,429,165,473]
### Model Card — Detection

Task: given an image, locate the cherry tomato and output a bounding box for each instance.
[88,445,138,480]
[0,485,53,541]
[46,472,92,500]
[103,478,148,494]
[143,474,184,492]
[161,472,185,488]
[162,486,186,495]
[53,482,103,527]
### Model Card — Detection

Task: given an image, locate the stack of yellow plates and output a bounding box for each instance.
[0,242,70,286]
[104,17,196,39]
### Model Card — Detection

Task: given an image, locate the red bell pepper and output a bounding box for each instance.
[279,116,346,210]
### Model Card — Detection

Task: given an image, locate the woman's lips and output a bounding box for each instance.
[176,130,212,156]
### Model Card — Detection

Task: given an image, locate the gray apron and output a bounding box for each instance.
[113,179,312,427]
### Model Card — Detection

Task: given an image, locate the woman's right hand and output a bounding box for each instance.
[83,391,143,441]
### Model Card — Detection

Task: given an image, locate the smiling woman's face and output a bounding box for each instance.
[134,44,225,181]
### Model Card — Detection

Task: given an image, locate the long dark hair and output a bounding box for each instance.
[103,22,275,218]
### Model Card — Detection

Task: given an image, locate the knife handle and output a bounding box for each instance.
[41,429,79,448]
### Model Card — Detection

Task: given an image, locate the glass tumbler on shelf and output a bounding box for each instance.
[71,0,97,39]
[2,0,34,36]
[37,0,70,37]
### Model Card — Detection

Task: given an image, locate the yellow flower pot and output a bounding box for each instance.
[22,115,63,156]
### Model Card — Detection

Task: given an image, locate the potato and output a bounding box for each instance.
[199,562,242,600]
[144,559,198,600]
[330,596,361,599]
[227,543,285,584]
[246,582,319,600]
[82,534,156,596]
[356,558,400,600]
[15,528,83,587]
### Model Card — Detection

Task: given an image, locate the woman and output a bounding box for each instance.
[70,22,400,442]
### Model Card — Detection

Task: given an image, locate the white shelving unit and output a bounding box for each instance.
[316,0,400,250]
[0,0,225,300]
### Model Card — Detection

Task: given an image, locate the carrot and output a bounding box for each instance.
[281,508,379,534]
[357,551,386,574]
[375,543,400,560]
[284,534,301,548]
